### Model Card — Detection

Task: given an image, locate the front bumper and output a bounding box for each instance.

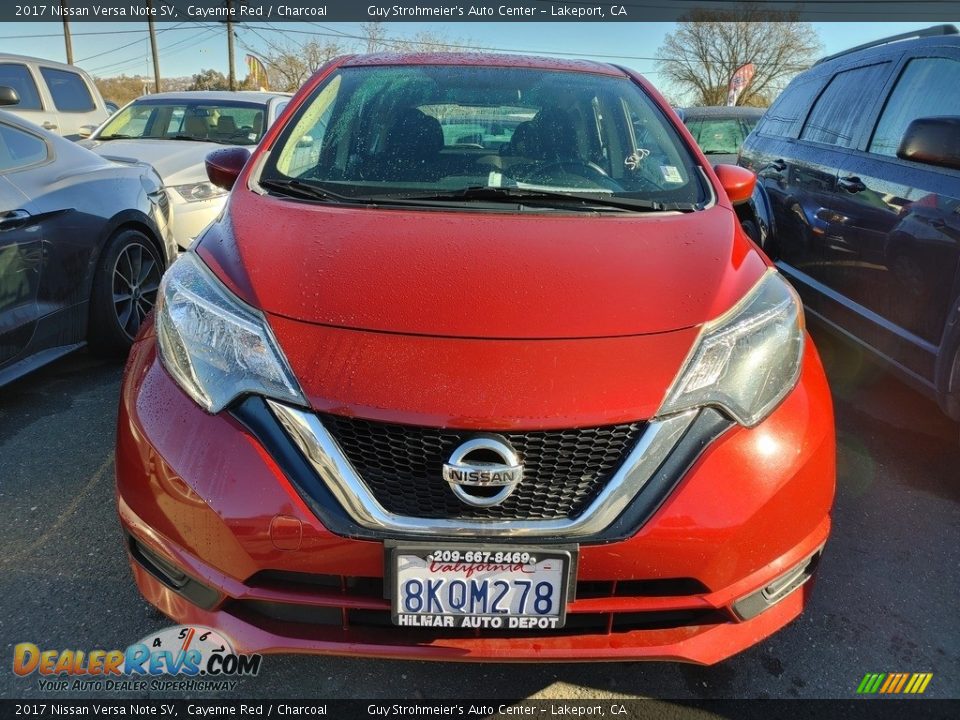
[116,333,835,664]
[168,194,226,250]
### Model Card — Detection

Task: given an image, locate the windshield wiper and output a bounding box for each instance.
[97,133,132,140]
[258,178,350,202]
[379,186,697,213]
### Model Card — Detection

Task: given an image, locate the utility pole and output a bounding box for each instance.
[225,0,236,91]
[60,0,73,64]
[146,0,161,93]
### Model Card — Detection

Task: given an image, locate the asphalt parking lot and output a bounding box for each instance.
[1,326,958,702]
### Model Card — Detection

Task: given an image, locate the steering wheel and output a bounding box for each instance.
[523,160,622,191]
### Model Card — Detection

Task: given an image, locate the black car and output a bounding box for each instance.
[678,105,764,165]
[738,25,960,422]
[1,95,175,387]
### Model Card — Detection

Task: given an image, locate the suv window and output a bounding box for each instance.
[754,75,824,138]
[0,63,42,111]
[800,63,889,148]
[39,67,95,112]
[0,122,48,172]
[869,57,960,157]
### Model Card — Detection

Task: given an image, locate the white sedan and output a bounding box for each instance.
[80,91,291,249]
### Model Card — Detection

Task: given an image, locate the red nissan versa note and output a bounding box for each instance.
[115,53,836,664]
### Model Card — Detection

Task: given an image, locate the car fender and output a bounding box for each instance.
[737,182,776,254]
[84,208,170,301]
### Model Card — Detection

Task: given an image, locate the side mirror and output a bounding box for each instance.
[897,117,960,171]
[77,124,97,139]
[713,164,757,205]
[205,147,251,191]
[0,86,20,106]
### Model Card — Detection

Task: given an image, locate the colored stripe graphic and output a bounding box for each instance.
[857,673,932,694]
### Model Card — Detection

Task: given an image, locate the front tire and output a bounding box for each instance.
[88,229,163,356]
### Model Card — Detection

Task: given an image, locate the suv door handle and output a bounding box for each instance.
[41,121,58,130]
[770,159,786,172]
[0,209,31,231]
[838,176,866,193]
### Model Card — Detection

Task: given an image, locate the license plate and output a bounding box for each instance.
[388,545,575,631]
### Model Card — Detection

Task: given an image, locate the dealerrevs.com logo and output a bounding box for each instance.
[13,626,262,692]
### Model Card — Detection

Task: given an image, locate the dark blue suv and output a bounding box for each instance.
[739,25,960,422]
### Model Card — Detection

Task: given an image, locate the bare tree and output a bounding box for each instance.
[359,22,388,53]
[257,39,346,93]
[359,22,475,54]
[657,10,821,107]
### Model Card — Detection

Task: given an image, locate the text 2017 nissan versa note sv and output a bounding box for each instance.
[116,53,836,664]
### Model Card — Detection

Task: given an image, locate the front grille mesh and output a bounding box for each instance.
[320,414,646,520]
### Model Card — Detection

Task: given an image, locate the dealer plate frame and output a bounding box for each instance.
[385,541,578,629]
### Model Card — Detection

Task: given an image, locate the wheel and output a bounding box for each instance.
[88,229,163,356]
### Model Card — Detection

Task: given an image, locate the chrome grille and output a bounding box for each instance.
[319,414,646,520]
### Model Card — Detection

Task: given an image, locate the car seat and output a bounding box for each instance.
[216,115,237,138]
[184,114,209,140]
[377,108,444,181]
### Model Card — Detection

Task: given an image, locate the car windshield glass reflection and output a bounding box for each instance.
[97,101,267,145]
[260,66,706,208]
[685,118,751,155]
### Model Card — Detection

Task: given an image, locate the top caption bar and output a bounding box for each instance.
[4,1,960,23]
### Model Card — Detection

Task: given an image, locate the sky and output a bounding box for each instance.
[1,20,957,96]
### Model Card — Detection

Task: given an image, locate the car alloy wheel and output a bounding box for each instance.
[112,241,162,340]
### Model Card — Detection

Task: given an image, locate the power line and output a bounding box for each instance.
[239,24,813,72]
[75,22,187,64]
[87,26,221,75]
[0,29,157,40]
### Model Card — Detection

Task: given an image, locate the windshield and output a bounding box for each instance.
[97,99,268,145]
[684,116,758,156]
[260,65,706,208]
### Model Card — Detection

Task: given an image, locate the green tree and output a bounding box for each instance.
[188,68,230,91]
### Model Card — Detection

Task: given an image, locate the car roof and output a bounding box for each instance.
[129,90,291,103]
[340,52,625,77]
[0,108,105,158]
[0,108,51,131]
[680,106,765,119]
[0,53,85,71]
[812,27,959,73]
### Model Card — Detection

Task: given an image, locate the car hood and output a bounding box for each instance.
[198,192,768,340]
[82,138,228,185]
[704,153,739,167]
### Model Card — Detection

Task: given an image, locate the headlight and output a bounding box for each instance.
[155,252,306,413]
[170,182,227,203]
[658,270,804,427]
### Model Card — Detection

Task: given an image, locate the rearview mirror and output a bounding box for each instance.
[295,135,314,148]
[897,117,960,171]
[205,147,251,191]
[0,86,20,106]
[713,164,757,205]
